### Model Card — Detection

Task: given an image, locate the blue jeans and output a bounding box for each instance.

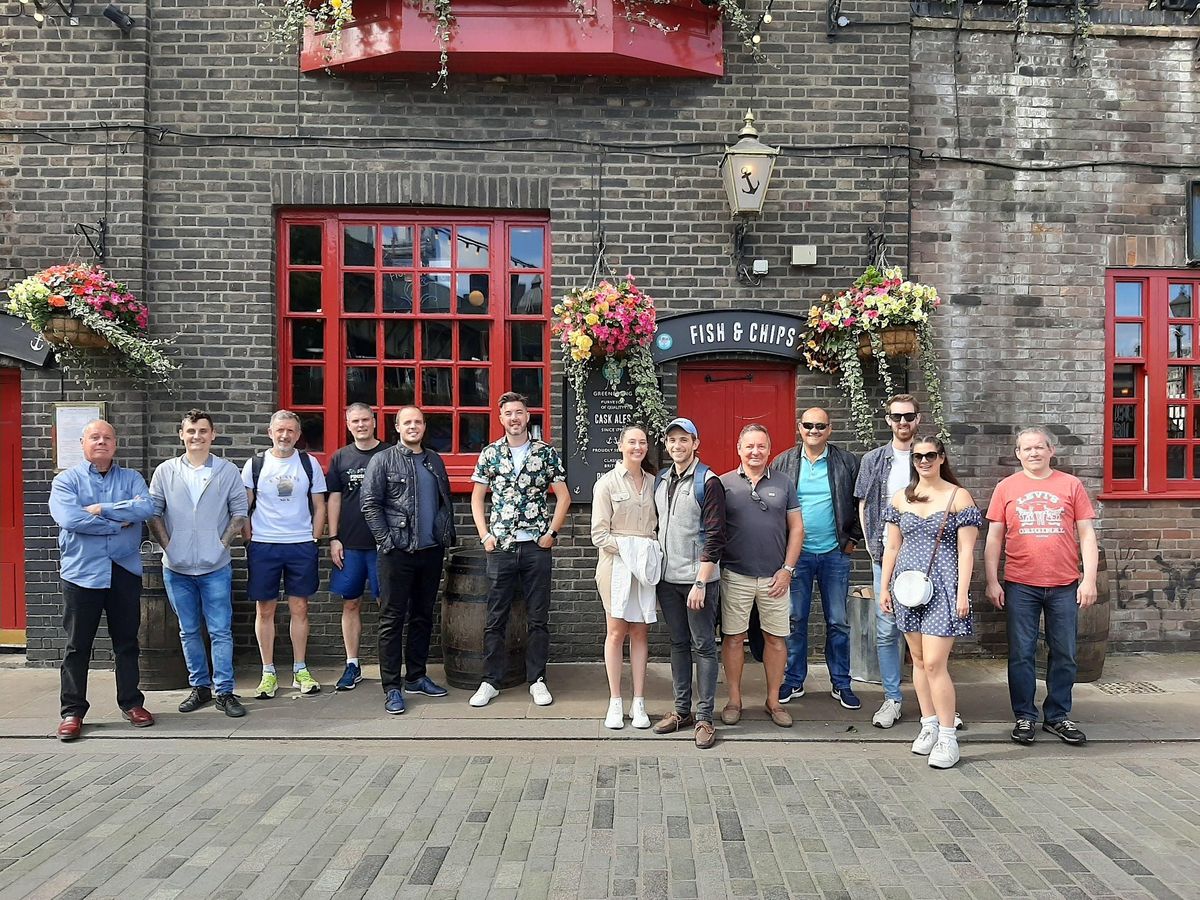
[873,563,905,701]
[1006,580,1079,723]
[785,549,852,690]
[163,564,235,696]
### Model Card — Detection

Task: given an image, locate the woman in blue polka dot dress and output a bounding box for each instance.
[879,436,981,770]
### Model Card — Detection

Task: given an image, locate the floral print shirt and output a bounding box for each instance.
[472,438,566,551]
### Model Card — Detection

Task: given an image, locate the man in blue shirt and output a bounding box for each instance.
[770,408,863,711]
[49,420,156,741]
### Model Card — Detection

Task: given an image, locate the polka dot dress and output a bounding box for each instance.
[885,502,983,637]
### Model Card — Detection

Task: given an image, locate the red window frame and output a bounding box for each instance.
[277,209,553,490]
[1104,269,1200,498]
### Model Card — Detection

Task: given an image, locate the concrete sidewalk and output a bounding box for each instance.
[2,652,1197,745]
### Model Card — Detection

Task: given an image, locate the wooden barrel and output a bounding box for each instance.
[1036,548,1112,684]
[138,558,191,691]
[441,549,527,690]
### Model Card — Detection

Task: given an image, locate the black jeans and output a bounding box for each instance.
[60,563,145,718]
[656,581,720,723]
[378,547,445,691]
[483,542,552,687]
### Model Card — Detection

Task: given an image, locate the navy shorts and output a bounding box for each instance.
[247,541,320,601]
[329,548,379,601]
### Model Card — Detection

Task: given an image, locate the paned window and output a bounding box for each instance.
[278,211,552,488]
[1105,270,1200,496]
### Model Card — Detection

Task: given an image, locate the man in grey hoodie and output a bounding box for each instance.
[149,409,249,717]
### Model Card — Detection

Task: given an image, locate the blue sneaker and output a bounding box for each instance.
[832,686,862,710]
[385,689,406,715]
[336,662,362,691]
[778,683,805,704]
[404,676,449,697]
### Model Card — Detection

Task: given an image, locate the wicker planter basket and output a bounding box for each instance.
[42,316,110,349]
[858,325,918,360]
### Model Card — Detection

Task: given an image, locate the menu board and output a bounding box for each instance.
[561,369,632,501]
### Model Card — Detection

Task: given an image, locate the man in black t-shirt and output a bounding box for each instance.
[327,403,389,691]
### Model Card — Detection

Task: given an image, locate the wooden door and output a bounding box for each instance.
[677,361,797,476]
[0,368,24,646]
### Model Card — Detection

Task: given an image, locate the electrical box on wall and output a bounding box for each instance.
[791,245,817,267]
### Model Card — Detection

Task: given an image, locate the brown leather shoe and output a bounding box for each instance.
[720,703,742,725]
[56,716,83,742]
[766,705,793,728]
[652,711,695,735]
[694,721,716,749]
[121,706,155,728]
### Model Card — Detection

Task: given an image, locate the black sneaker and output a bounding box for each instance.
[178,686,213,713]
[1043,719,1087,745]
[1011,718,1036,744]
[215,693,247,718]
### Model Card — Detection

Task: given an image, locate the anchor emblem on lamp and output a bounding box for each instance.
[719,110,778,218]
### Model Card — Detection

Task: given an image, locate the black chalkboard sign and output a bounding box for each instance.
[561,369,634,501]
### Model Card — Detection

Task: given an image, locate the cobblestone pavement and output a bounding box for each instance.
[0,739,1197,900]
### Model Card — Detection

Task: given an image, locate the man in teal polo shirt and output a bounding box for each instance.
[770,407,863,710]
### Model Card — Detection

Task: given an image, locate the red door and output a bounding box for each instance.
[0,368,24,645]
[677,361,797,475]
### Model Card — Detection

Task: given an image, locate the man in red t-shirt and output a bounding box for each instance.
[984,427,1099,747]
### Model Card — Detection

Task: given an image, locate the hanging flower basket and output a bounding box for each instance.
[552,274,668,450]
[4,263,175,387]
[857,324,918,360]
[801,265,948,447]
[43,315,111,349]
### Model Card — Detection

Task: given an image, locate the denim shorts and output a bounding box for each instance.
[247,541,319,601]
[329,548,379,601]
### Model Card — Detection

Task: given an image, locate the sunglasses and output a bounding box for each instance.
[800,422,829,432]
[749,489,769,511]
[912,451,942,463]
[886,412,919,423]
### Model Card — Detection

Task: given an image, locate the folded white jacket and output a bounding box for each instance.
[610,535,663,623]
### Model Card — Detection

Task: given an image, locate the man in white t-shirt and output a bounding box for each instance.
[242,410,328,699]
[853,393,920,729]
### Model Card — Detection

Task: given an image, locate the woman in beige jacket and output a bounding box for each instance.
[591,424,659,730]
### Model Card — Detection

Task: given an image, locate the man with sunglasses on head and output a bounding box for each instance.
[770,408,863,711]
[719,424,804,728]
[853,394,921,728]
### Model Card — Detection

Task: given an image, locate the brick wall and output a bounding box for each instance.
[5,0,1199,667]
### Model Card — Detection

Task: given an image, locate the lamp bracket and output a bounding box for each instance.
[75,220,108,261]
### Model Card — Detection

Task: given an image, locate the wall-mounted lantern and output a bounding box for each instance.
[719,111,779,285]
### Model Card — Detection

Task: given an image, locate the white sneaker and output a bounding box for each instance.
[469,682,499,708]
[604,697,624,729]
[954,711,964,730]
[928,738,961,769]
[911,724,938,755]
[630,697,651,729]
[872,699,903,729]
[529,678,553,706]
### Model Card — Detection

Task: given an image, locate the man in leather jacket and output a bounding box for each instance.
[360,406,456,715]
[769,408,864,710]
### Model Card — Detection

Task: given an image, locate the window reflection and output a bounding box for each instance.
[510,226,544,269]
[344,226,375,267]
[425,413,452,453]
[420,227,452,267]
[1169,284,1193,319]
[291,320,324,359]
[457,227,490,267]
[1115,323,1141,358]
[511,274,545,316]
[1112,405,1136,440]
[1169,324,1193,359]
[382,226,413,267]
[420,274,451,313]
[1167,404,1186,439]
[1114,282,1142,318]
[289,225,322,266]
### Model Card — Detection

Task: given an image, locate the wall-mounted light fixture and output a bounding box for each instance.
[103,3,135,34]
[1188,179,1199,265]
[719,110,778,285]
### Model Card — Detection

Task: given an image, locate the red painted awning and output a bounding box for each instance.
[300,0,724,78]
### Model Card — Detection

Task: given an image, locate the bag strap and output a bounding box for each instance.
[924,489,959,577]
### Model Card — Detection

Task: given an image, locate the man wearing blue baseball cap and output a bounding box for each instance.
[651,417,727,749]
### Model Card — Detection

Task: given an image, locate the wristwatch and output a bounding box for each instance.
[546,529,559,540]
[481,533,494,545]
[782,564,796,576]
[693,580,705,589]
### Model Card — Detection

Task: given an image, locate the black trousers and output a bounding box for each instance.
[378,547,445,691]
[483,542,552,687]
[60,563,145,718]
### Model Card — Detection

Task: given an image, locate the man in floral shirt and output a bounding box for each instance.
[469,391,571,708]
